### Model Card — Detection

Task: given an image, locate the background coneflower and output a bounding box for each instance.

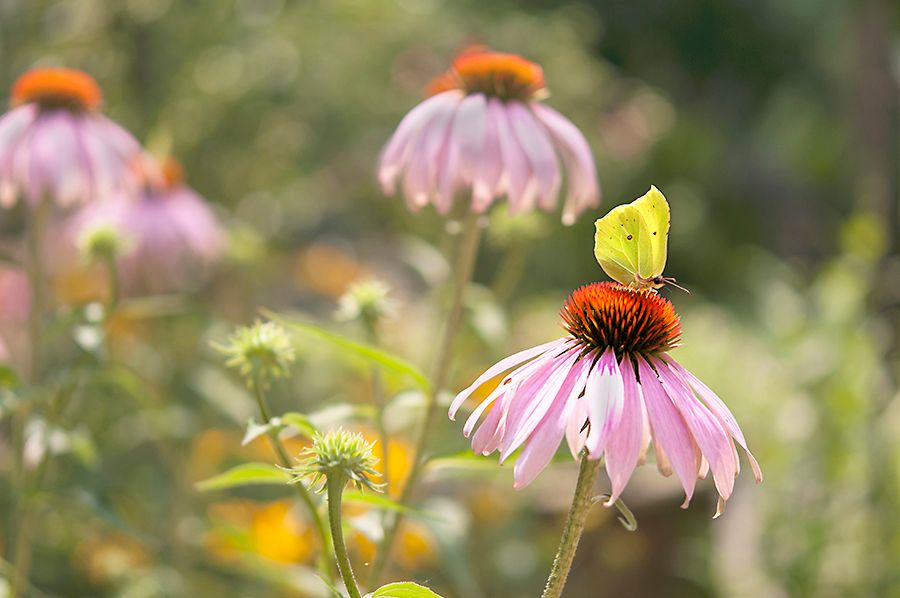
[0,68,141,208]
[378,48,599,224]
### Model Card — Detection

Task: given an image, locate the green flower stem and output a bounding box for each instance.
[104,254,120,313]
[361,316,390,495]
[370,210,482,583]
[25,200,47,383]
[326,474,362,598]
[251,376,333,580]
[10,200,50,598]
[541,453,601,598]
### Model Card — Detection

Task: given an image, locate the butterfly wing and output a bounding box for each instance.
[631,185,670,281]
[593,203,652,286]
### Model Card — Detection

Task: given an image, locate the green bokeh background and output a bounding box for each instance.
[1,0,898,596]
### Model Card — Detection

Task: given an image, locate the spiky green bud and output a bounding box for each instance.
[213,320,295,388]
[78,224,129,263]
[288,428,382,493]
[335,279,395,325]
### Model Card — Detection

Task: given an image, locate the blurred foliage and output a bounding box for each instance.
[0,0,898,597]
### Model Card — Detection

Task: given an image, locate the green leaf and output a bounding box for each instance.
[424,451,500,478]
[261,309,430,392]
[370,581,445,598]
[195,463,290,492]
[281,412,319,439]
[241,417,282,446]
[343,491,419,515]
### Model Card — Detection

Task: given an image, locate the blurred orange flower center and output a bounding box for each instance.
[427,50,546,102]
[561,282,682,356]
[161,157,185,190]
[11,68,103,111]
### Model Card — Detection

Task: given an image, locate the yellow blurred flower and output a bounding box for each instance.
[292,243,368,298]
[206,499,316,565]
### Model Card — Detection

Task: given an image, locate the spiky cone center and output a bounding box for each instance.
[12,68,103,112]
[427,49,546,102]
[561,282,681,357]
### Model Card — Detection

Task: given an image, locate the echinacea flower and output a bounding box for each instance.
[71,156,224,292]
[0,67,142,208]
[378,48,599,224]
[449,282,761,516]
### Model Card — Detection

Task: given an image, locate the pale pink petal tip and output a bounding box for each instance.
[0,105,141,208]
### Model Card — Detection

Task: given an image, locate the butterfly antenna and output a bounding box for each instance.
[664,277,691,294]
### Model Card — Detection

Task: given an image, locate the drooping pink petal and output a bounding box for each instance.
[492,100,534,213]
[663,356,762,483]
[449,338,568,419]
[637,356,701,507]
[530,103,600,225]
[378,91,462,194]
[511,355,592,488]
[507,102,561,211]
[604,354,645,504]
[471,105,503,212]
[655,357,736,503]
[436,93,487,214]
[471,400,505,455]
[499,348,581,461]
[584,347,625,458]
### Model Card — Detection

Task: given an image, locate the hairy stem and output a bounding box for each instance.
[541,454,601,598]
[251,377,332,580]
[327,475,362,598]
[370,210,482,583]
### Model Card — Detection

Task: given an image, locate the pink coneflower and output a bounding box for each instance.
[449,282,760,516]
[378,48,599,224]
[72,157,225,292]
[0,68,141,208]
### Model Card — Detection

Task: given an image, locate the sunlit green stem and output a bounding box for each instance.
[541,453,601,598]
[370,210,482,583]
[104,254,120,313]
[251,375,333,580]
[326,475,362,598]
[361,315,390,495]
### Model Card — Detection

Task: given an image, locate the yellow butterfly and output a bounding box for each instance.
[594,186,683,291]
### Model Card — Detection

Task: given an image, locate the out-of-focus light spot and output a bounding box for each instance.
[45,0,106,41]
[599,89,676,161]
[293,242,367,298]
[244,36,301,90]
[235,0,284,27]
[125,0,172,23]
[394,0,441,15]
[194,46,246,97]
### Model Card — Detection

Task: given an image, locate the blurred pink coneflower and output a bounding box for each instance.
[379,48,599,224]
[73,157,225,292]
[0,68,141,208]
[450,282,760,516]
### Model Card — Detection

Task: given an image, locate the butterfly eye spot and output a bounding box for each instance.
[626,234,633,240]
[653,231,657,235]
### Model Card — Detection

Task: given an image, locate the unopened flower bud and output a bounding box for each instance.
[213,320,295,388]
[78,224,128,263]
[335,279,395,325]
[288,428,381,493]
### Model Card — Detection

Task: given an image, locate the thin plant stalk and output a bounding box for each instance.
[541,453,601,598]
[10,199,50,598]
[326,475,363,598]
[250,374,333,580]
[370,210,482,582]
[361,316,390,495]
